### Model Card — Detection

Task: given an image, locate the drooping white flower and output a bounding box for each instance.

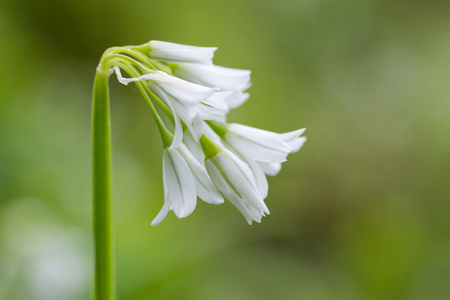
[200,137,269,224]
[174,63,251,90]
[210,122,306,176]
[152,144,224,226]
[173,63,251,109]
[152,147,197,226]
[109,41,307,225]
[224,123,292,164]
[149,40,217,64]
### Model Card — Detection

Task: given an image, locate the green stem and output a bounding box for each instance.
[112,61,174,147]
[92,69,115,300]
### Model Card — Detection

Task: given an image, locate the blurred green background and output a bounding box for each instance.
[1,0,450,299]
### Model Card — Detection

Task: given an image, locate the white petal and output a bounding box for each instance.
[182,131,205,163]
[149,77,205,138]
[149,40,217,63]
[242,155,269,199]
[148,72,215,141]
[204,91,231,111]
[277,128,306,153]
[206,150,269,224]
[175,63,251,90]
[163,149,197,218]
[287,136,307,153]
[214,149,265,210]
[150,71,214,103]
[227,124,291,163]
[203,124,225,147]
[114,67,155,85]
[178,144,224,205]
[186,116,206,141]
[224,91,250,109]
[151,200,171,226]
[224,193,255,225]
[205,160,254,224]
[198,91,231,120]
[238,81,252,92]
[258,162,282,176]
[150,85,184,148]
[278,128,306,141]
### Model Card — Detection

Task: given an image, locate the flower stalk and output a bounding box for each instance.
[92,69,115,300]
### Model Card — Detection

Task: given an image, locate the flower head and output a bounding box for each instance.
[104,40,306,225]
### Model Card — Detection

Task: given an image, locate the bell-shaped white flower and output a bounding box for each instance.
[152,147,197,226]
[174,63,251,90]
[149,40,217,64]
[224,123,292,164]
[200,137,269,224]
[209,122,306,176]
[174,63,251,109]
[152,144,224,226]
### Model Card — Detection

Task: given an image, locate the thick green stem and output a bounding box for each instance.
[92,69,115,300]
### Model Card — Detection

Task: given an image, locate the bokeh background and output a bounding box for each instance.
[1,0,450,299]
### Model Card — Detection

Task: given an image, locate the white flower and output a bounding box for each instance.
[200,137,269,224]
[174,63,251,90]
[217,124,306,177]
[149,40,217,64]
[224,123,292,163]
[151,145,223,226]
[174,63,251,109]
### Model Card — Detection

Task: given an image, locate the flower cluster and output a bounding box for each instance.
[101,41,306,225]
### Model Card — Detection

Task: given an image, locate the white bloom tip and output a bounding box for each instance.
[149,40,217,63]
